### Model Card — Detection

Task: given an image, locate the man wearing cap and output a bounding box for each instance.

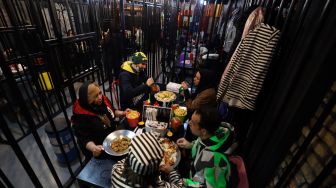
[119,52,155,111]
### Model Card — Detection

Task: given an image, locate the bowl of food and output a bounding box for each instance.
[174,107,187,122]
[159,138,181,168]
[103,130,136,156]
[126,110,140,129]
[154,91,177,103]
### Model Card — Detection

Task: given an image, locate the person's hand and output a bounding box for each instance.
[151,84,160,93]
[124,108,131,115]
[86,142,104,157]
[160,164,174,174]
[181,81,189,90]
[177,138,193,149]
[182,178,187,186]
[146,77,154,86]
[92,145,104,157]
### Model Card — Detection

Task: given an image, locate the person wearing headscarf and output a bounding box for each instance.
[119,52,158,111]
[181,69,217,111]
[72,81,129,158]
[111,132,183,188]
[179,69,219,152]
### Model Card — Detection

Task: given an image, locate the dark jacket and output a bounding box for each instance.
[72,96,116,158]
[223,6,260,58]
[119,61,150,110]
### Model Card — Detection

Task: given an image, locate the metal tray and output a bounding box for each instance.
[103,130,136,156]
[154,91,177,103]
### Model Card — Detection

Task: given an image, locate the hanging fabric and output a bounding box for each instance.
[221,8,243,52]
[241,7,265,38]
[217,23,280,110]
[221,5,261,62]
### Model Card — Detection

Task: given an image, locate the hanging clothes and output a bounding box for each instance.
[217,23,280,110]
[216,4,226,36]
[222,8,243,53]
[221,6,261,61]
[241,7,265,38]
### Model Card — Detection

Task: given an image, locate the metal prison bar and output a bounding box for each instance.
[241,0,336,187]
[0,168,14,188]
[0,0,169,187]
[280,1,335,186]
[0,0,103,187]
[169,0,335,187]
[0,0,87,187]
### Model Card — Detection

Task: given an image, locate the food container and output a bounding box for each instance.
[170,117,182,132]
[159,138,181,168]
[171,104,179,111]
[103,130,136,156]
[166,82,182,93]
[126,111,140,129]
[145,120,168,136]
[154,91,177,103]
[173,107,187,122]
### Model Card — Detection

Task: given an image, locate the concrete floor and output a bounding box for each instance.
[0,107,83,188]
[0,82,86,188]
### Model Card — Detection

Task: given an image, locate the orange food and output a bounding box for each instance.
[167,131,173,137]
[174,108,187,116]
[127,110,139,119]
[111,137,131,152]
[160,138,177,166]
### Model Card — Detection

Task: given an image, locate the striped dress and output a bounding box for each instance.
[217,23,280,110]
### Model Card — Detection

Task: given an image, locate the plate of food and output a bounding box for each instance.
[103,130,135,156]
[159,138,181,168]
[154,91,177,103]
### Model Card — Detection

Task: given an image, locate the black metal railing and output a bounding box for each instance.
[0,0,168,187]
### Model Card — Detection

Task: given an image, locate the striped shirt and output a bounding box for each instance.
[111,132,183,188]
[217,23,280,110]
[111,159,183,188]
